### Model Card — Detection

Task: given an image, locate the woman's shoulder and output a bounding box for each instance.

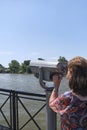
[62,91,72,98]
[72,92,87,101]
[58,91,72,103]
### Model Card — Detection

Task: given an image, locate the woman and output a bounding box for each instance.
[49,56,87,130]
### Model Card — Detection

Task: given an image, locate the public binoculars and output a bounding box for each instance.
[30,61,68,89]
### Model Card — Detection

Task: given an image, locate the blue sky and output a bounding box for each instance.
[0,0,87,67]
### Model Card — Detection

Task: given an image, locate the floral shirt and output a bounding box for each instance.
[53,91,87,130]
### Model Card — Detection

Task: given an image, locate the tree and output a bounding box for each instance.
[57,56,68,76]
[0,64,5,73]
[20,60,31,73]
[38,58,45,61]
[58,56,68,63]
[24,60,30,65]
[9,60,20,73]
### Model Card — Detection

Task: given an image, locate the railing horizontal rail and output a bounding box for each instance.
[0,88,46,97]
[18,96,46,101]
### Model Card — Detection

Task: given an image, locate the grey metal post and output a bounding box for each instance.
[11,90,18,130]
[39,68,57,130]
[45,88,57,130]
[12,91,17,130]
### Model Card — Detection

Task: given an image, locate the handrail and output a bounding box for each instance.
[0,88,46,97]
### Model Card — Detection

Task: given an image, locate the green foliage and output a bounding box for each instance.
[20,60,31,73]
[24,60,30,65]
[0,64,4,68]
[0,56,68,74]
[58,56,68,63]
[0,64,5,73]
[38,58,45,61]
[9,60,20,73]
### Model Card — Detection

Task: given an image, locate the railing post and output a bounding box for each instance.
[11,90,18,130]
[45,88,57,130]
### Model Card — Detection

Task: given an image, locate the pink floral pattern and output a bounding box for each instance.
[53,91,87,130]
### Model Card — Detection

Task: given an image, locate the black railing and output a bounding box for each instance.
[0,88,46,130]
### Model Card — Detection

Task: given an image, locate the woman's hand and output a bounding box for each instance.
[49,74,62,112]
[53,74,62,90]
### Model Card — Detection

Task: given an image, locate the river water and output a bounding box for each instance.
[0,73,69,93]
[0,74,69,130]
[0,74,44,93]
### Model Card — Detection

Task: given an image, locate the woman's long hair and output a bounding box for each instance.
[68,56,87,97]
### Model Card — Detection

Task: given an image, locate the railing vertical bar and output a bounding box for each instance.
[10,92,13,129]
[12,91,17,130]
[16,94,19,130]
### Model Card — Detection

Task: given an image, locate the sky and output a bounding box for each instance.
[0,0,87,67]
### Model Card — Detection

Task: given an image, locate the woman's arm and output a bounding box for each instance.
[49,75,62,112]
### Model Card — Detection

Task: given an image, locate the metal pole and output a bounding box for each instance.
[39,68,57,130]
[45,88,57,130]
[12,91,17,130]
